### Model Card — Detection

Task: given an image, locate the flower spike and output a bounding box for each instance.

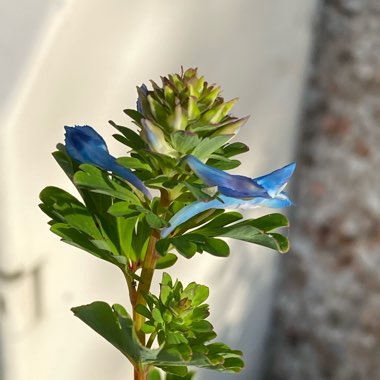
[64,125,152,199]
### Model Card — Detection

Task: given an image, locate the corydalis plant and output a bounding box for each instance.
[39,68,295,380]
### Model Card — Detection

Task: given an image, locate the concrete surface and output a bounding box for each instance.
[265,1,380,379]
[0,1,317,379]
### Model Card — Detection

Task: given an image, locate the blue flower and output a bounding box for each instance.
[186,155,295,198]
[64,125,152,199]
[161,155,295,237]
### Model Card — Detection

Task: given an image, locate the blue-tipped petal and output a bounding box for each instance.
[257,192,293,209]
[65,125,112,166]
[186,155,296,199]
[186,155,261,198]
[64,125,152,199]
[106,160,152,199]
[161,156,295,237]
[254,162,296,197]
[161,193,292,238]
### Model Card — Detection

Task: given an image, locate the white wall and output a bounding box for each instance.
[0,1,316,379]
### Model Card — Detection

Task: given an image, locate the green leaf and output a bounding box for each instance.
[171,236,198,259]
[50,223,119,265]
[146,212,165,229]
[108,202,140,217]
[39,186,103,239]
[156,253,178,270]
[73,301,244,372]
[207,156,241,170]
[246,232,289,253]
[222,141,249,157]
[72,302,144,365]
[191,320,214,333]
[160,284,172,305]
[182,283,209,307]
[74,164,141,203]
[160,365,188,377]
[148,343,244,373]
[132,216,151,259]
[155,238,171,256]
[220,224,289,253]
[247,213,289,232]
[202,237,230,257]
[122,110,144,125]
[170,131,201,154]
[194,213,290,253]
[52,145,75,180]
[166,371,196,380]
[191,135,232,161]
[117,157,153,173]
[152,308,164,324]
[161,272,173,287]
[166,331,188,345]
[141,323,156,334]
[135,304,151,319]
[147,368,161,380]
[195,211,243,232]
[109,119,146,149]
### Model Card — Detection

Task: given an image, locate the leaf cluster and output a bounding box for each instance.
[73,273,244,378]
[157,212,290,258]
[39,145,155,271]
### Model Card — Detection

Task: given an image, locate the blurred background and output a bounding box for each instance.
[1,1,379,380]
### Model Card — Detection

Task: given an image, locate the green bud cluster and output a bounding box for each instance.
[125,68,248,158]
[135,273,244,376]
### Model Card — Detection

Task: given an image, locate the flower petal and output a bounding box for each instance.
[186,155,262,198]
[65,125,111,166]
[254,162,296,197]
[186,155,296,199]
[160,193,292,238]
[64,125,152,199]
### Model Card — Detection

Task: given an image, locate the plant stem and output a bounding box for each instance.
[133,230,159,345]
[134,365,146,380]
[131,190,170,379]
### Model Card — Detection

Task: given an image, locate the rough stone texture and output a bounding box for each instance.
[264,1,380,379]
